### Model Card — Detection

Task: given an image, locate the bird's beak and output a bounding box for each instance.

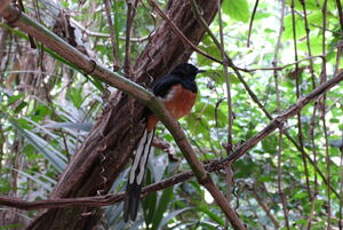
[197,69,206,74]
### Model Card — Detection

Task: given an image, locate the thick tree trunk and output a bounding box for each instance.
[26,1,218,229]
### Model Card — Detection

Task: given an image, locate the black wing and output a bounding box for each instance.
[152,75,181,98]
[141,75,181,118]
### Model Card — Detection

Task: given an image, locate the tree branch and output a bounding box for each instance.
[1,2,342,229]
[0,0,11,15]
[1,70,342,212]
[147,0,223,64]
[103,0,121,70]
[0,2,248,229]
[0,3,152,102]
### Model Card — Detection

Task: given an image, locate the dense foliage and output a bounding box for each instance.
[0,0,342,229]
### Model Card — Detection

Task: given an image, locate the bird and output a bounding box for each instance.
[123,63,205,222]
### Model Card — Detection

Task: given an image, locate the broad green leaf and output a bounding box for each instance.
[7,94,24,105]
[198,221,220,230]
[0,179,11,193]
[0,223,24,229]
[30,104,52,122]
[285,0,320,10]
[261,135,277,154]
[254,12,271,20]
[283,14,306,40]
[197,36,221,66]
[196,203,225,226]
[67,87,84,108]
[10,119,67,173]
[151,186,174,230]
[222,0,250,23]
[298,33,323,55]
[44,121,93,132]
[308,11,323,27]
[12,168,54,192]
[142,170,157,227]
[159,208,192,228]
[13,101,28,113]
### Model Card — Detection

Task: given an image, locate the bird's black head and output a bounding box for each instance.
[171,63,205,80]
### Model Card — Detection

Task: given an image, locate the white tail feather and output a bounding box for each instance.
[129,129,154,185]
[129,130,147,184]
[136,131,154,184]
[124,129,154,222]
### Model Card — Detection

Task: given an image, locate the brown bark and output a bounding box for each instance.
[25,1,218,229]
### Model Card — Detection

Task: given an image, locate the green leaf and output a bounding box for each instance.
[13,101,28,113]
[151,186,174,230]
[298,33,323,55]
[67,87,84,108]
[197,203,225,226]
[0,178,11,193]
[261,135,277,154]
[159,208,192,228]
[198,221,219,230]
[7,94,23,105]
[31,104,52,122]
[197,36,221,66]
[0,223,24,229]
[10,119,67,173]
[222,0,250,23]
[84,75,105,92]
[142,170,157,227]
[308,11,323,27]
[283,14,306,40]
[285,0,320,10]
[12,168,55,192]
[254,12,271,21]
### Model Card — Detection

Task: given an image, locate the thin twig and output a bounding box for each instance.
[70,17,153,41]
[320,1,332,228]
[309,23,342,35]
[305,0,331,228]
[252,184,280,228]
[246,0,259,48]
[151,136,176,160]
[217,0,234,223]
[147,0,223,64]
[245,55,324,72]
[321,101,332,229]
[103,0,120,71]
[335,0,343,32]
[334,43,343,76]
[217,1,233,152]
[339,129,343,230]
[300,0,316,88]
[307,101,318,230]
[124,0,139,76]
[17,0,36,49]
[291,0,312,200]
[272,0,290,228]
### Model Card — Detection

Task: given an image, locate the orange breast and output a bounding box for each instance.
[146,84,197,131]
[164,84,197,119]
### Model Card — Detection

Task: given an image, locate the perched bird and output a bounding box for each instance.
[124,63,205,222]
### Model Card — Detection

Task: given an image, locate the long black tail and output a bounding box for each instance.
[124,129,154,222]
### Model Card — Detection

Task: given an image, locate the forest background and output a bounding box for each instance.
[0,0,342,229]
